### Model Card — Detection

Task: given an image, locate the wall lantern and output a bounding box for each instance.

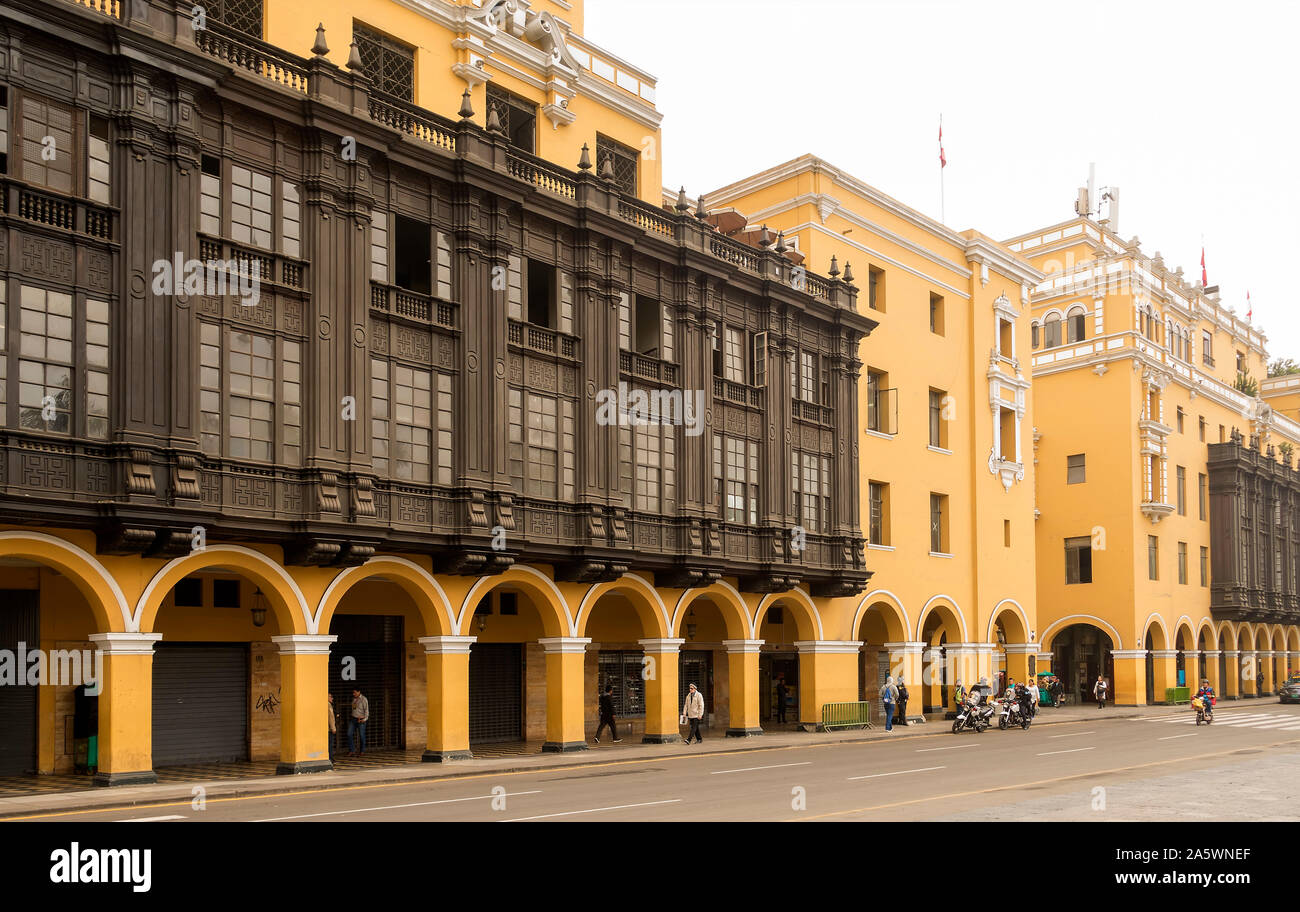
[685,608,697,641]
[250,588,268,628]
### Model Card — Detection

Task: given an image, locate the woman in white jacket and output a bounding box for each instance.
[682,683,705,744]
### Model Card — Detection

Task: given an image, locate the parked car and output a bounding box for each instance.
[1281,674,1300,705]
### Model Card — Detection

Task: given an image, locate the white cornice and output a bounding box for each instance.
[966,237,1045,287]
[787,222,970,300]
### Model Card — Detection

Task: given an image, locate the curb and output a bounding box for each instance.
[0,707,1158,819]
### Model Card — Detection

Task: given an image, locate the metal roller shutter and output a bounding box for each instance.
[468,643,522,743]
[329,615,404,751]
[0,591,39,776]
[152,644,249,766]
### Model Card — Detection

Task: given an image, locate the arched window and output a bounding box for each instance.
[1031,322,1040,349]
[1066,306,1087,344]
[1043,314,1063,348]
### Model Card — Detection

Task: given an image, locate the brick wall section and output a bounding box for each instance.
[525,643,546,741]
[249,643,280,761]
[405,638,425,749]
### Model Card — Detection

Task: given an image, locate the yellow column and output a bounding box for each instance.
[1202,650,1221,693]
[922,646,944,710]
[1003,644,1034,686]
[89,633,161,787]
[885,641,924,722]
[1260,651,1276,695]
[272,634,336,774]
[723,639,763,736]
[538,637,590,752]
[794,641,861,726]
[419,635,476,762]
[638,637,684,743]
[1151,649,1179,702]
[1110,650,1146,705]
[1222,650,1240,698]
[1241,650,1258,697]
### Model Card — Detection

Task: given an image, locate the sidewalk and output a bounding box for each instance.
[0,701,1194,819]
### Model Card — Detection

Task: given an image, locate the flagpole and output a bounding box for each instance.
[939,114,945,224]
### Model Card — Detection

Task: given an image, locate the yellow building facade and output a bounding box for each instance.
[1008,212,1300,705]
[704,156,1045,713]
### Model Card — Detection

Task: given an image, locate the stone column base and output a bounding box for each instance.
[542,740,589,753]
[423,749,473,763]
[93,769,157,788]
[725,727,764,737]
[277,759,332,776]
[641,733,680,744]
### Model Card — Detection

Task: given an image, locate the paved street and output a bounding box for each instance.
[14,705,1300,822]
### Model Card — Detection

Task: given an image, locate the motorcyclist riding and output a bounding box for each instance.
[1194,678,1216,721]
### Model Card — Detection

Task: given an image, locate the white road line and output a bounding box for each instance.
[124,815,187,822]
[1157,734,1198,741]
[1048,731,1095,738]
[505,799,681,822]
[253,790,542,822]
[915,744,978,752]
[1036,747,1095,756]
[711,761,812,775]
[847,766,946,780]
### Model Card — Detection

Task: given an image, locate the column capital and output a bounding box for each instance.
[1035,651,1053,661]
[722,639,764,654]
[883,640,925,655]
[89,632,162,655]
[950,642,996,654]
[1201,650,1222,658]
[538,636,592,654]
[1110,649,1148,659]
[420,635,477,655]
[1223,650,1240,658]
[272,634,337,655]
[638,638,686,652]
[1150,649,1179,659]
[1002,644,1039,655]
[794,640,863,654]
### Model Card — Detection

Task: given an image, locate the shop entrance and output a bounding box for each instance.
[329,614,405,751]
[759,653,798,723]
[0,591,39,776]
[1051,624,1114,704]
[468,643,523,744]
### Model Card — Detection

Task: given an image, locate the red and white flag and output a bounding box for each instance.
[939,123,946,169]
[1247,290,1252,322]
[1201,247,1208,287]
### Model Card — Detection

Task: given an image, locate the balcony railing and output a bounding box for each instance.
[617,198,674,238]
[709,234,760,272]
[713,377,762,407]
[619,350,680,385]
[368,93,457,153]
[370,281,456,329]
[4,177,115,242]
[792,398,833,424]
[194,20,309,94]
[508,319,578,359]
[72,0,120,17]
[506,149,578,200]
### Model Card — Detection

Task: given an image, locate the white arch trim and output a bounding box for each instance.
[669,579,748,638]
[916,594,968,642]
[1140,612,1171,646]
[1171,614,1197,646]
[455,564,571,634]
[1039,614,1125,651]
[575,573,671,638]
[756,587,824,640]
[315,557,456,635]
[985,598,1031,644]
[133,544,313,633]
[1193,616,1219,647]
[0,531,133,632]
[850,589,912,643]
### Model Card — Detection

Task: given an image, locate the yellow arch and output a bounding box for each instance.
[670,582,750,640]
[986,598,1030,644]
[0,531,129,633]
[576,574,670,639]
[916,595,967,642]
[756,587,822,640]
[1040,614,1125,652]
[1216,619,1237,649]
[316,557,455,638]
[1194,618,1219,650]
[456,564,570,638]
[1140,613,1170,650]
[851,590,909,643]
[1289,627,1300,653]
[1172,616,1197,651]
[135,545,311,635]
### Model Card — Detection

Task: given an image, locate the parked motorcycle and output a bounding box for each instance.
[951,698,988,734]
[998,697,1032,730]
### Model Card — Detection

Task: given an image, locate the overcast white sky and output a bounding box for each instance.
[587,0,1300,361]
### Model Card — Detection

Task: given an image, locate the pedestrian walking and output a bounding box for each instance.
[880,675,898,731]
[896,674,909,726]
[682,683,705,744]
[1027,678,1040,718]
[348,687,370,755]
[327,693,338,763]
[594,683,621,743]
[775,674,789,724]
[1093,675,1108,709]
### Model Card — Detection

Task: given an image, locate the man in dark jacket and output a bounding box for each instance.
[594,684,621,743]
[775,675,789,724]
[896,675,910,726]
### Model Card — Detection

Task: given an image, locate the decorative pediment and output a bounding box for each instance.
[467,1,583,75]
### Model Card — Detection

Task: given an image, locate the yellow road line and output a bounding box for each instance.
[795,737,1300,820]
